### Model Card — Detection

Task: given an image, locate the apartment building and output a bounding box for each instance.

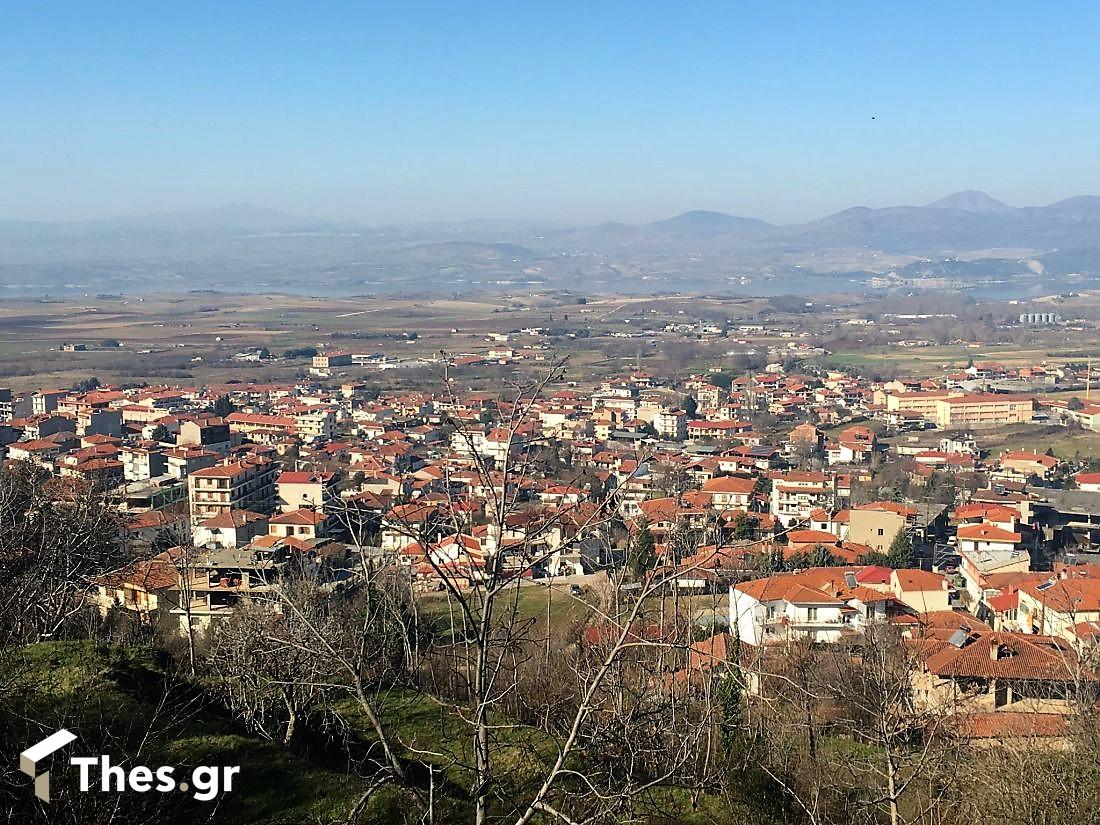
[770,471,834,527]
[31,389,68,416]
[120,445,168,481]
[653,409,688,440]
[178,418,232,453]
[188,457,277,524]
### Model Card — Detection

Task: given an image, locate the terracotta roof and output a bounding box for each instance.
[892,568,947,592]
[277,471,335,484]
[955,712,1069,740]
[700,475,755,494]
[201,509,267,529]
[921,630,1090,681]
[735,575,844,605]
[270,508,327,526]
[787,529,840,545]
[957,523,1021,543]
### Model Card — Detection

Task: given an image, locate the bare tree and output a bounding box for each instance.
[0,461,129,646]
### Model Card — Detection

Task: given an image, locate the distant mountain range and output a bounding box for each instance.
[4,191,1100,296]
[5,190,1100,251]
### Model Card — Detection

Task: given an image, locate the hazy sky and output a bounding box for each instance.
[3,1,1100,225]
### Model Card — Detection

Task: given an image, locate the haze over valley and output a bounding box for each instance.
[5,191,1100,299]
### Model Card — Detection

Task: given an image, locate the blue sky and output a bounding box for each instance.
[3,1,1100,224]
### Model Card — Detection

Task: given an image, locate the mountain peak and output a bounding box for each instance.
[650,210,771,235]
[925,190,1015,214]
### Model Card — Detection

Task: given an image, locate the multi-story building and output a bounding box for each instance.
[730,574,848,646]
[120,445,168,482]
[311,350,353,370]
[653,409,688,441]
[165,446,219,479]
[187,457,277,524]
[293,406,336,442]
[1017,573,1100,640]
[276,470,338,513]
[178,418,232,454]
[31,389,68,416]
[883,390,955,421]
[171,544,289,633]
[934,394,1034,430]
[770,471,834,527]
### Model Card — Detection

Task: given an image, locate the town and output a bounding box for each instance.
[1,288,1098,822]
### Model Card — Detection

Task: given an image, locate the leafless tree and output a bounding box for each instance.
[0,461,129,646]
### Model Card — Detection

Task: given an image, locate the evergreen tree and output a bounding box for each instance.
[785,550,810,571]
[886,530,913,568]
[631,518,657,578]
[753,547,783,575]
[213,394,235,418]
[731,511,756,541]
[717,665,743,760]
[808,544,838,568]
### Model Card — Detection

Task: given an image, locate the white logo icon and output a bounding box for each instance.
[20,729,77,802]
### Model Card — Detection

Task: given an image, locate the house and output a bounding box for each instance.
[268,508,330,540]
[730,574,849,646]
[911,627,1093,716]
[1074,472,1100,492]
[92,548,184,618]
[1017,571,1100,642]
[890,568,950,613]
[826,425,878,465]
[699,475,755,509]
[998,451,1058,482]
[959,543,1030,604]
[957,523,1023,557]
[787,422,823,451]
[276,470,338,513]
[192,509,270,549]
[847,506,906,554]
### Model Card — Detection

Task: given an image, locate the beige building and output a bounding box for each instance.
[276,470,337,513]
[848,508,905,554]
[934,394,1033,429]
[188,457,277,524]
[884,390,956,420]
[890,568,950,613]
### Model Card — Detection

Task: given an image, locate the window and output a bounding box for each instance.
[877,528,884,536]
[807,607,819,621]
